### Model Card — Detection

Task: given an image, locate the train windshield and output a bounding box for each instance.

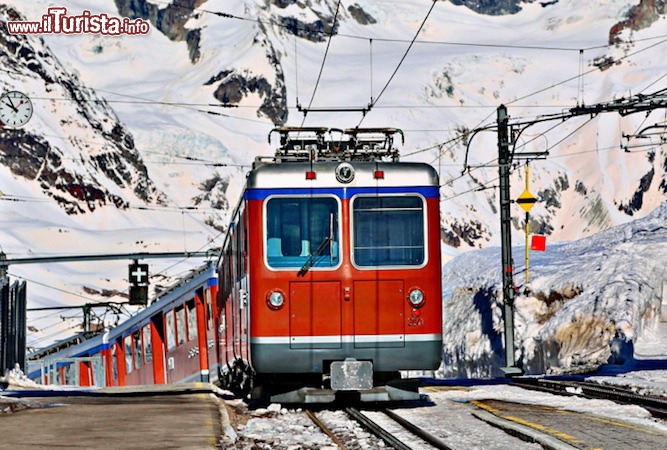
[265,196,340,269]
[352,195,425,267]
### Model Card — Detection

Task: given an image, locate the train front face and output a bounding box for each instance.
[246,161,442,387]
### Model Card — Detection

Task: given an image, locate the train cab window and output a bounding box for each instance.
[352,195,425,267]
[176,306,187,346]
[166,310,176,351]
[124,335,133,374]
[143,325,152,364]
[187,300,197,341]
[265,197,340,269]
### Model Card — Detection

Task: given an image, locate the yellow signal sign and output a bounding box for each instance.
[516,189,537,212]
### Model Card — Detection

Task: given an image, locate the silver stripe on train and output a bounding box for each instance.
[250,334,442,345]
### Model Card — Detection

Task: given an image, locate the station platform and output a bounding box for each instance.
[0,383,234,448]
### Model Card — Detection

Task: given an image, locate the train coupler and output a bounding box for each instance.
[330,358,373,391]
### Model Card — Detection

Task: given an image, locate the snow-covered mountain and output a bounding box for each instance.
[1,0,667,359]
[442,201,667,377]
[0,5,165,214]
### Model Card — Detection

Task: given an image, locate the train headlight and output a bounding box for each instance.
[267,290,285,309]
[408,288,425,308]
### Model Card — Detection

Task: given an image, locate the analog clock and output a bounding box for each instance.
[0,90,33,128]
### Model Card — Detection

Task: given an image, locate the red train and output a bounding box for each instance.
[217,127,442,402]
[26,264,219,388]
[25,127,442,403]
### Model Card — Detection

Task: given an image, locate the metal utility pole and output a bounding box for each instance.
[462,89,667,377]
[497,105,523,376]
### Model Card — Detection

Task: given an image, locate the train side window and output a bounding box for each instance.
[111,344,118,380]
[64,363,77,385]
[205,289,213,331]
[187,300,197,341]
[176,306,187,346]
[92,357,105,387]
[63,362,79,386]
[265,196,340,268]
[352,195,425,267]
[166,310,176,351]
[124,335,133,374]
[134,332,142,370]
[143,325,152,364]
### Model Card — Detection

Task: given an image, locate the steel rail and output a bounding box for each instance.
[305,409,347,450]
[345,407,412,450]
[383,408,453,450]
[512,378,667,419]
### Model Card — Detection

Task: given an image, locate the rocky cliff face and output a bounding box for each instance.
[113,0,204,63]
[449,0,538,15]
[0,5,166,214]
[609,0,665,43]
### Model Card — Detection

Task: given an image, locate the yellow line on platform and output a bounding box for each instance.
[471,401,583,446]
[504,415,583,444]
[588,416,659,434]
[423,386,471,393]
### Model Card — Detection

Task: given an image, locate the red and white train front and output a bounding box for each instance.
[218,128,442,401]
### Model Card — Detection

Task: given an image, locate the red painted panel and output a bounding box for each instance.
[289,281,341,339]
[353,280,404,336]
[116,341,126,386]
[79,361,91,387]
[151,316,166,384]
[195,290,209,380]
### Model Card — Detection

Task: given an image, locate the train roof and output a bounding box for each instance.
[105,262,217,341]
[247,161,439,190]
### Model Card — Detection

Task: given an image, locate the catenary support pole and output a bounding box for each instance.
[497,105,523,376]
[525,163,530,291]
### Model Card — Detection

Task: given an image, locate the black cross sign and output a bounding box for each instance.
[129,263,149,285]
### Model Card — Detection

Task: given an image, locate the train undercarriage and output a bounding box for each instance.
[219,358,423,404]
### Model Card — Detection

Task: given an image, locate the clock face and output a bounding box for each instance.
[0,90,33,128]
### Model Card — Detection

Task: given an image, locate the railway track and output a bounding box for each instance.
[512,377,667,418]
[230,381,667,449]
[306,407,453,450]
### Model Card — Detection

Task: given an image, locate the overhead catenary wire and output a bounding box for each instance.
[44,0,664,129]
[509,36,667,106]
[422,38,667,190]
[438,111,667,204]
[299,0,342,123]
[358,0,437,126]
[17,243,221,347]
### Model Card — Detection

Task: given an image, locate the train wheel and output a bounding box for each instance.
[219,360,253,398]
[218,364,234,392]
[233,360,253,397]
